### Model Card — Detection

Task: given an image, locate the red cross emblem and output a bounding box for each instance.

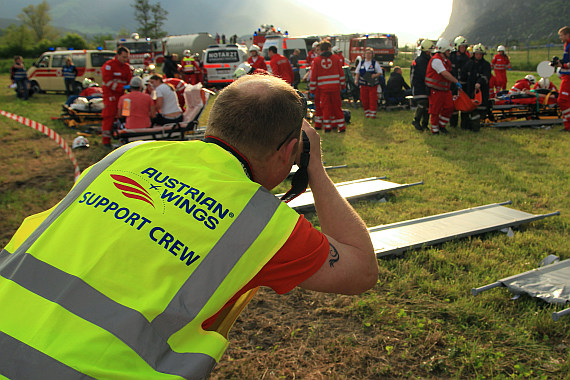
[321,58,332,70]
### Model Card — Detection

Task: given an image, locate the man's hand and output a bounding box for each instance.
[300,119,323,175]
[475,83,481,90]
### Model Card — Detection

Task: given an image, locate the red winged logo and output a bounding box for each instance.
[111,174,155,208]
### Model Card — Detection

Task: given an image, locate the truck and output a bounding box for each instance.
[161,33,216,60]
[333,33,399,71]
[105,33,164,68]
[252,24,285,49]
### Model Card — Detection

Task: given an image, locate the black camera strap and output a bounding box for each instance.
[281,130,310,203]
[203,136,254,180]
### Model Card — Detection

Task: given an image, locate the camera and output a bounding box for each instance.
[550,56,560,67]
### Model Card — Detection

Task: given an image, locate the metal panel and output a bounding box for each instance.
[471,259,570,321]
[369,201,560,258]
[488,119,563,128]
[279,177,423,212]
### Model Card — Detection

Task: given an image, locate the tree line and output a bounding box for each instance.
[0,0,168,59]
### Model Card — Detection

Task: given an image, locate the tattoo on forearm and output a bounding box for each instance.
[329,243,340,267]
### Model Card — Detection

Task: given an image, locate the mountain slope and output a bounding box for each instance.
[442,0,569,45]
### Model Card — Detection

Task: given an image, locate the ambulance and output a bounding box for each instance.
[202,44,248,87]
[261,35,309,77]
[27,49,116,94]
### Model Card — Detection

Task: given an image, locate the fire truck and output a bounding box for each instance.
[252,24,286,49]
[104,33,164,68]
[334,33,398,71]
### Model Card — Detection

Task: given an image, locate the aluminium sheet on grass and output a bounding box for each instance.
[279,177,423,212]
[471,259,570,321]
[369,201,560,258]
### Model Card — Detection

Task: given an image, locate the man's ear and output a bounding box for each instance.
[280,138,299,164]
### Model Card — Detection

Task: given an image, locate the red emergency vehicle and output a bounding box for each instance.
[334,33,398,71]
[252,24,285,50]
[104,33,164,68]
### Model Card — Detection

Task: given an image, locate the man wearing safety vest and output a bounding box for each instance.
[425,38,462,134]
[181,49,197,84]
[0,74,378,379]
[555,25,570,131]
[101,47,132,148]
[491,45,511,91]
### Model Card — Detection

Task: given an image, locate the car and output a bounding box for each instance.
[27,49,116,94]
[202,44,249,87]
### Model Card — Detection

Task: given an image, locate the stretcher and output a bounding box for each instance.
[472,256,570,321]
[487,89,562,128]
[288,164,347,177]
[112,83,212,144]
[59,101,103,132]
[368,201,559,258]
[278,176,423,212]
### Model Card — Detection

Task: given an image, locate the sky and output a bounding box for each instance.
[289,0,453,45]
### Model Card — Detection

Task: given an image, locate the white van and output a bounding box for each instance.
[261,36,309,77]
[203,44,248,87]
[27,49,116,93]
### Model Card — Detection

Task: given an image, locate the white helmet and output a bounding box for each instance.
[234,62,252,79]
[72,136,89,149]
[420,39,435,52]
[537,77,550,89]
[183,49,191,57]
[497,45,506,52]
[82,78,93,88]
[435,38,453,53]
[130,32,140,40]
[312,41,319,49]
[249,44,260,52]
[525,74,536,85]
[454,36,468,49]
[143,53,151,59]
[472,43,486,55]
[332,46,340,53]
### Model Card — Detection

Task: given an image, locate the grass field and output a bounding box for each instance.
[0,67,568,379]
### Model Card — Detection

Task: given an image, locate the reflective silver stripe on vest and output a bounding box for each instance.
[0,249,215,380]
[0,330,95,380]
[151,186,281,338]
[0,148,283,379]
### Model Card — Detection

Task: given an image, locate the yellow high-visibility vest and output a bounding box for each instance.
[0,140,299,379]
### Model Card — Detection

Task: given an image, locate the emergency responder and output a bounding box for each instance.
[354,47,383,119]
[460,43,492,132]
[62,56,78,97]
[163,77,188,110]
[247,44,267,71]
[449,36,471,128]
[425,38,461,134]
[332,46,348,67]
[533,77,558,92]
[411,39,434,131]
[384,66,411,106]
[181,49,196,84]
[491,45,511,91]
[554,25,570,131]
[508,75,535,95]
[289,49,301,89]
[268,45,294,85]
[0,74,377,379]
[10,56,29,100]
[307,41,319,66]
[309,41,346,133]
[143,53,154,71]
[101,46,132,148]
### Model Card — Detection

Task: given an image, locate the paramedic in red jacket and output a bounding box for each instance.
[101,47,132,148]
[309,41,346,133]
[508,75,535,95]
[555,25,570,131]
[164,77,188,110]
[425,38,461,134]
[533,77,558,92]
[268,46,294,85]
[491,45,511,91]
[307,41,319,67]
[247,44,267,71]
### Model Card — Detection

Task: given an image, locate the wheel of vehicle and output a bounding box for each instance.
[30,81,41,94]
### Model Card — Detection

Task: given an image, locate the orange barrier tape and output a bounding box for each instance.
[0,110,81,181]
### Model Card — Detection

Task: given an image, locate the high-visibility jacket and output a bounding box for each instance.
[309,51,345,93]
[0,140,300,380]
[102,57,132,102]
[62,64,77,79]
[426,53,452,91]
[247,56,267,71]
[491,53,511,71]
[181,56,196,73]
